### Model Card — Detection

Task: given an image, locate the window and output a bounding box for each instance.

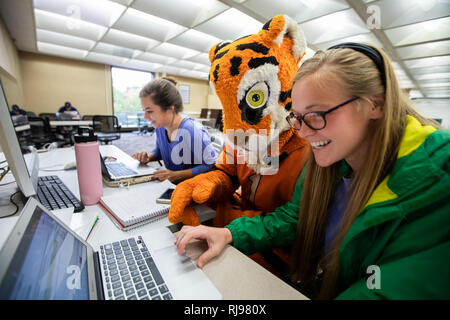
[111,67,154,128]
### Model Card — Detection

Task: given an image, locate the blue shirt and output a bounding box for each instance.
[324,176,352,256]
[152,117,217,176]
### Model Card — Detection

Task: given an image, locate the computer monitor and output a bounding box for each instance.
[0,80,38,199]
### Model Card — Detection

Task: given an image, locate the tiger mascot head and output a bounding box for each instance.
[209,14,307,173]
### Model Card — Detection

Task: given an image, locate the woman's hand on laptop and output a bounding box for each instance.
[175,225,233,268]
[132,151,153,164]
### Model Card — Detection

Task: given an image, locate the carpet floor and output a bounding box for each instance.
[111,132,156,156]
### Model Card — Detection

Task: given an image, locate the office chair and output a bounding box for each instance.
[209,109,223,131]
[82,115,95,121]
[27,116,55,149]
[92,115,121,144]
[39,113,60,143]
[39,112,58,121]
[200,108,209,118]
[136,112,154,135]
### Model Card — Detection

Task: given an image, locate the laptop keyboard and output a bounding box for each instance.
[36,175,85,212]
[106,162,137,177]
[100,236,173,300]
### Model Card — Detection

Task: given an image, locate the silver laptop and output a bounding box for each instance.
[0,198,222,300]
[99,153,163,187]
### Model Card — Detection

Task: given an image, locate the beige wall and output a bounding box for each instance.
[156,74,212,114]
[18,53,214,117]
[0,16,24,108]
[19,52,112,116]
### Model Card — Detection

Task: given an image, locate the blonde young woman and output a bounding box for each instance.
[174,43,450,299]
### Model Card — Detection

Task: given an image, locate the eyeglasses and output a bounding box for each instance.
[286,97,358,131]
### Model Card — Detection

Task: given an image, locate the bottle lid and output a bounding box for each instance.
[74,126,98,143]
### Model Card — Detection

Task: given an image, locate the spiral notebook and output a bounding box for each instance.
[98,188,170,231]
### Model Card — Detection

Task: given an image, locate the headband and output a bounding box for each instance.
[327,42,386,88]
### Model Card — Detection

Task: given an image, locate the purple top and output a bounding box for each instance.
[324,176,352,256]
[152,117,216,177]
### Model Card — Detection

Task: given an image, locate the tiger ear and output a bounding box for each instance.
[209,41,232,63]
[259,14,307,62]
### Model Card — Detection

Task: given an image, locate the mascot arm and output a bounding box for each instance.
[168,168,237,225]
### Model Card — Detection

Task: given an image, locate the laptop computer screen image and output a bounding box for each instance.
[0,198,222,300]
[0,204,89,299]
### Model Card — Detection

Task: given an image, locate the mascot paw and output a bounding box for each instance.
[168,206,200,226]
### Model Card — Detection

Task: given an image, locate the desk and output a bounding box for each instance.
[49,120,92,127]
[14,124,30,132]
[0,145,307,300]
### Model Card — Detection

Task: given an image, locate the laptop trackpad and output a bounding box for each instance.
[142,227,222,300]
[152,245,221,300]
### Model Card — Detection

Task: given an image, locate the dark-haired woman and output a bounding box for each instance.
[132,78,217,183]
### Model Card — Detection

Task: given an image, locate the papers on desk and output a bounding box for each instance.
[98,187,170,231]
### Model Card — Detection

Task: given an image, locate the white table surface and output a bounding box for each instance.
[0,146,307,300]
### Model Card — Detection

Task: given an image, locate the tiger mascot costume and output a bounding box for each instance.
[169,15,310,272]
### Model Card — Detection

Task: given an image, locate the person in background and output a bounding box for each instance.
[132,78,217,184]
[174,43,450,299]
[58,101,79,113]
[10,104,27,116]
[58,101,80,119]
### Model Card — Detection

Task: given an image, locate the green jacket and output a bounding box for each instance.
[227,116,450,299]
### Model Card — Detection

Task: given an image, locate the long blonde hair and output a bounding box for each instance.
[289,45,438,299]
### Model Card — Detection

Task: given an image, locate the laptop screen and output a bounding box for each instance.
[0,80,38,197]
[0,206,89,299]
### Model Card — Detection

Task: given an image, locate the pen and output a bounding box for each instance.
[86,216,99,241]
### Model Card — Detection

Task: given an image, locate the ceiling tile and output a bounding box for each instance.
[314,32,383,51]
[414,72,450,81]
[34,9,107,41]
[180,69,209,80]
[85,51,129,65]
[301,9,369,44]
[138,52,178,65]
[365,0,450,29]
[102,29,160,52]
[194,8,262,41]
[409,65,450,75]
[36,28,95,51]
[242,0,349,23]
[149,42,200,60]
[131,0,228,28]
[34,0,126,27]
[384,16,450,47]
[417,78,450,86]
[170,59,210,72]
[186,53,211,66]
[37,41,88,59]
[396,40,450,60]
[420,82,450,88]
[113,8,187,42]
[109,0,133,5]
[93,42,142,59]
[125,59,163,72]
[168,29,221,53]
[155,65,186,76]
[404,55,450,68]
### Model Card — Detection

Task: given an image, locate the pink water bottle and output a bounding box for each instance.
[74,127,103,205]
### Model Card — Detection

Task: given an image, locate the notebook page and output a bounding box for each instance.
[100,187,169,226]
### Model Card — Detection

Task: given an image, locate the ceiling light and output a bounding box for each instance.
[37,41,88,59]
[33,0,126,27]
[34,9,107,40]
